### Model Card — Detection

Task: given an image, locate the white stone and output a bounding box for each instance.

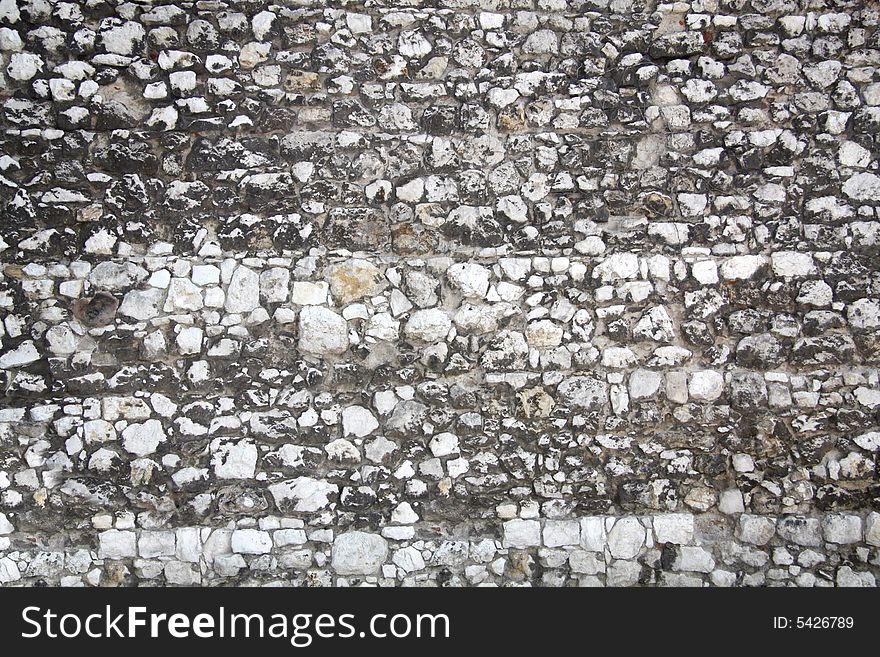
[0,340,40,369]
[211,439,258,479]
[730,80,768,102]
[342,405,379,437]
[398,31,432,58]
[681,78,717,103]
[404,308,451,343]
[822,514,862,544]
[848,298,880,330]
[0,27,23,52]
[496,195,528,223]
[225,266,260,313]
[842,172,880,201]
[607,517,646,559]
[0,512,13,535]
[771,252,815,277]
[99,530,137,558]
[839,141,872,167]
[391,502,419,525]
[579,517,606,551]
[238,42,270,68]
[346,12,372,34]
[429,432,459,458]
[325,438,360,462]
[720,255,766,281]
[836,566,875,588]
[488,87,520,108]
[143,81,167,99]
[121,419,166,456]
[678,193,707,216]
[502,519,541,548]
[479,12,504,30]
[797,280,833,307]
[332,532,388,574]
[732,454,755,473]
[854,431,880,452]
[393,546,425,572]
[89,262,147,290]
[252,10,275,40]
[854,386,880,408]
[606,560,641,587]
[169,70,196,93]
[231,529,272,554]
[526,320,563,347]
[139,531,175,558]
[602,346,638,369]
[191,264,220,286]
[274,529,306,548]
[101,20,145,56]
[164,278,203,312]
[866,512,880,547]
[84,419,115,444]
[396,178,424,202]
[268,477,338,512]
[692,260,719,285]
[633,306,675,342]
[543,520,580,547]
[290,281,328,305]
[718,489,745,514]
[499,258,531,281]
[447,262,491,299]
[523,29,558,54]
[366,312,399,341]
[688,371,724,401]
[0,557,20,583]
[147,269,171,290]
[629,369,662,399]
[736,513,776,545]
[298,306,348,355]
[557,376,608,410]
[175,528,201,562]
[592,253,638,280]
[653,514,694,544]
[676,546,715,573]
[119,288,164,321]
[176,326,203,354]
[7,52,43,80]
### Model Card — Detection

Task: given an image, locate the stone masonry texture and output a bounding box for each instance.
[0,0,879,588]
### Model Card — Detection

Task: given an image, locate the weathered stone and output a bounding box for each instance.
[557,376,608,410]
[404,308,451,343]
[777,517,822,547]
[225,266,260,313]
[1,0,878,590]
[736,514,776,546]
[331,532,388,575]
[607,518,646,559]
[653,514,694,545]
[822,514,862,544]
[502,519,541,548]
[298,306,349,356]
[326,259,385,304]
[268,477,338,513]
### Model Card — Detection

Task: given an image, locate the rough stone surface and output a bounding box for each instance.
[331,532,388,575]
[0,1,877,589]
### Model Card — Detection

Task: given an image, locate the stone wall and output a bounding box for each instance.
[0,0,878,587]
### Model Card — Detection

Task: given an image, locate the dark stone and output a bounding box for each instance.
[72,292,119,327]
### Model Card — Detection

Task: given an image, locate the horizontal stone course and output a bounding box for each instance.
[2,512,878,587]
